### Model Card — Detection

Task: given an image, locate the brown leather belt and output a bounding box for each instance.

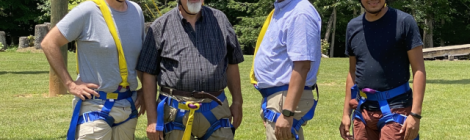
[160,87,224,105]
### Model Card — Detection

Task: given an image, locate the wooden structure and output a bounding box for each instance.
[423,44,470,60]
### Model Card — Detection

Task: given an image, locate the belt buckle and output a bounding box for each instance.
[106,92,119,99]
[359,91,367,99]
[221,118,232,128]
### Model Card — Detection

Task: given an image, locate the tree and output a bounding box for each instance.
[0,0,48,45]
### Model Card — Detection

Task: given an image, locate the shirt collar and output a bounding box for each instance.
[274,0,294,11]
[175,6,206,22]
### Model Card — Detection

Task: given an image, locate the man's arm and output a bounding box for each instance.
[401,46,426,140]
[141,72,163,140]
[343,56,356,118]
[135,71,146,116]
[408,45,426,117]
[339,56,356,140]
[275,61,311,140]
[283,61,311,113]
[142,72,157,124]
[226,64,243,129]
[42,27,99,100]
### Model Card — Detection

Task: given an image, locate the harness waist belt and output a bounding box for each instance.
[87,90,133,100]
[160,87,223,105]
[258,84,316,98]
[359,83,411,101]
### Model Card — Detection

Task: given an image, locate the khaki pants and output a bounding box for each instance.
[260,90,315,140]
[160,92,234,140]
[72,99,137,140]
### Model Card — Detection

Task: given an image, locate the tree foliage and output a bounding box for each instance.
[0,0,48,45]
[1,0,469,55]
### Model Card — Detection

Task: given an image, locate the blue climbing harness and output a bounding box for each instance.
[257,84,319,140]
[156,92,234,140]
[67,86,137,140]
[351,82,419,140]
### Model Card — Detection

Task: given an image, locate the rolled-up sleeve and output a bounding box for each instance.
[286,13,321,62]
[136,27,160,75]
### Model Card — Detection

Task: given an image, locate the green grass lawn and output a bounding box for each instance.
[0,51,469,139]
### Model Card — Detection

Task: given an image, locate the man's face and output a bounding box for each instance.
[361,0,385,14]
[180,0,203,13]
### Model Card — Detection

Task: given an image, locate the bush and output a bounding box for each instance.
[27,35,35,47]
[321,39,330,55]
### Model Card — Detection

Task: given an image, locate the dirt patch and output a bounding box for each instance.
[14,94,33,98]
[319,82,338,86]
[16,47,43,53]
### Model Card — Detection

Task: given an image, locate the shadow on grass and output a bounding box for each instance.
[0,71,49,75]
[410,79,470,84]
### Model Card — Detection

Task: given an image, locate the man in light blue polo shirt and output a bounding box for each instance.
[253,0,321,139]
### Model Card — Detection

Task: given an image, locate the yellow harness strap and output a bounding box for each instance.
[178,102,201,140]
[249,10,274,84]
[249,10,320,85]
[76,0,130,87]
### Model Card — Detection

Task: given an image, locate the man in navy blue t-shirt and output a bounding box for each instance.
[339,0,426,140]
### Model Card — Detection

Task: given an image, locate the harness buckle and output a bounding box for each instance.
[106,92,118,99]
[220,118,232,128]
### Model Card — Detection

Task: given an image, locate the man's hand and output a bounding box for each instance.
[66,80,99,100]
[339,115,354,140]
[147,123,164,140]
[275,115,293,140]
[135,90,146,117]
[400,115,420,140]
[230,102,243,129]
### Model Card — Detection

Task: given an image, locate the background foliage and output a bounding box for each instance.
[1,0,469,56]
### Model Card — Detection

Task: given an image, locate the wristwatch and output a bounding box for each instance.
[282,109,295,117]
[409,112,422,119]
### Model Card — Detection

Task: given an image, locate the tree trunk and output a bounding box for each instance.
[440,19,445,47]
[35,24,50,49]
[323,10,335,42]
[0,31,7,50]
[354,8,357,16]
[49,0,69,96]
[18,36,29,48]
[330,7,337,57]
[423,15,434,48]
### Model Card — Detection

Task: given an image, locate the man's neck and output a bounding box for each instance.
[364,6,388,22]
[179,6,201,23]
[105,0,127,12]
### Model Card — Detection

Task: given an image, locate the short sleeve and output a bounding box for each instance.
[56,5,86,42]
[404,16,423,50]
[345,24,355,56]
[286,14,321,61]
[225,18,244,64]
[136,27,160,75]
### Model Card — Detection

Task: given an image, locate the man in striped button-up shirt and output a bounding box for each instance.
[136,0,244,139]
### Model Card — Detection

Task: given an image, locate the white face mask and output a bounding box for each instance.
[186,0,202,13]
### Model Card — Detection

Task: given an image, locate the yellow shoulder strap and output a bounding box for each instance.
[249,10,274,84]
[249,10,320,85]
[75,0,129,87]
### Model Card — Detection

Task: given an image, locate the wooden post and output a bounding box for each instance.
[49,0,69,97]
